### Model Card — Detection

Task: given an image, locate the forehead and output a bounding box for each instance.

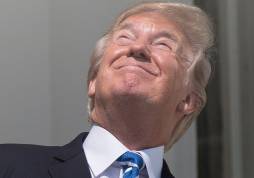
[116,12,183,38]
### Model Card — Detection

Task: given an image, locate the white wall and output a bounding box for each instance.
[0,0,51,145]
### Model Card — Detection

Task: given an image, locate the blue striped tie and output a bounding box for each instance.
[117,151,145,178]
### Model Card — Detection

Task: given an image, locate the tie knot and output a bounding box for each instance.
[117,151,145,178]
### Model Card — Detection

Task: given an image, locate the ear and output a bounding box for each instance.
[88,79,96,97]
[177,92,201,116]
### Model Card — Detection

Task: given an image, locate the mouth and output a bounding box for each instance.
[115,64,159,77]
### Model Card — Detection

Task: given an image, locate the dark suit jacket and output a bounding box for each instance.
[0,132,174,178]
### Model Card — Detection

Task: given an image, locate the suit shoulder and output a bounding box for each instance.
[0,143,59,161]
[0,144,59,170]
[0,144,59,177]
[0,133,87,177]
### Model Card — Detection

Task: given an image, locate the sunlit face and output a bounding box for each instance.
[89,12,190,126]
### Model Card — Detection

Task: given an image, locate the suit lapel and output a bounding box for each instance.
[161,160,175,178]
[49,152,91,178]
[49,132,92,178]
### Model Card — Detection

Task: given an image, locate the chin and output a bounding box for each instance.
[110,83,152,105]
[104,72,157,103]
[112,85,144,97]
[113,74,145,94]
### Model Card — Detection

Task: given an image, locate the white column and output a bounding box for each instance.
[219,0,243,177]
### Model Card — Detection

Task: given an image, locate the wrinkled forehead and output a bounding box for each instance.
[115,12,178,30]
[119,13,191,50]
[120,12,182,39]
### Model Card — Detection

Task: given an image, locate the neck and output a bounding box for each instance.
[91,97,173,150]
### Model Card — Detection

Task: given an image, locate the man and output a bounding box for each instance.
[0,2,214,178]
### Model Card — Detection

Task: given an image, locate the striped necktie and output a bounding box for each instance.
[117,151,145,178]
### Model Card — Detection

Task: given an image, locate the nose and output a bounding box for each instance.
[127,41,150,62]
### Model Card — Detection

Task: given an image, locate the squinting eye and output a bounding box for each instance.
[114,33,133,45]
[118,35,130,40]
[154,42,172,51]
[118,35,129,40]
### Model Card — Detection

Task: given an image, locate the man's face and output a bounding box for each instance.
[89,12,191,136]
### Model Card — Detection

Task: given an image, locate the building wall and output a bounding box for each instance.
[238,0,254,177]
[0,0,51,145]
[218,0,254,177]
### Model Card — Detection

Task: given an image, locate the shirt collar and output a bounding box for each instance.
[83,125,164,178]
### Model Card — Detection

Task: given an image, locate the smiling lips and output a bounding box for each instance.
[114,63,159,77]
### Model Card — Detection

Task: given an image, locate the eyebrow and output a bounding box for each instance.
[116,22,179,42]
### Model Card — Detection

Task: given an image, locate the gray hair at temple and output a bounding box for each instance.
[86,2,214,149]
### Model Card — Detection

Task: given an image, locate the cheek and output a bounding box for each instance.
[157,55,186,94]
[159,58,179,80]
[151,49,178,68]
[102,43,129,63]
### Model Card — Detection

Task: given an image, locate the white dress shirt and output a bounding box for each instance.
[83,125,164,178]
